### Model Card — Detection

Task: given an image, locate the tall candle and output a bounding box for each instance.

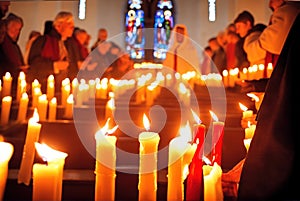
[203,162,223,201]
[47,75,55,101]
[48,97,57,121]
[139,114,160,201]
[168,121,197,201]
[210,111,224,166]
[31,79,41,98]
[105,92,115,127]
[222,70,229,88]
[16,72,26,102]
[18,108,42,185]
[1,96,12,126]
[37,94,48,121]
[61,84,70,107]
[186,110,206,201]
[32,87,42,109]
[2,72,12,97]
[64,94,73,119]
[17,93,29,122]
[0,142,14,201]
[33,143,68,201]
[95,118,118,201]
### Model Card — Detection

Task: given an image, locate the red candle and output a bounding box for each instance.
[210,110,224,166]
[186,110,206,201]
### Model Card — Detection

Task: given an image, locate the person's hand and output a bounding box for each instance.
[235,80,255,93]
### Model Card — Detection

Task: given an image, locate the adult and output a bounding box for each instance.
[28,11,76,92]
[91,28,108,51]
[208,36,227,73]
[0,1,10,19]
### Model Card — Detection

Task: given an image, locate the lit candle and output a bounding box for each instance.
[239,102,253,119]
[203,162,223,201]
[95,118,118,201]
[16,72,26,102]
[18,108,42,185]
[2,72,12,97]
[245,121,256,139]
[71,78,78,95]
[48,97,57,121]
[47,75,55,101]
[1,96,12,126]
[32,87,42,109]
[210,111,224,166]
[37,94,48,121]
[64,94,74,119]
[222,70,229,88]
[239,67,248,81]
[167,121,197,201]
[267,63,273,78]
[33,143,68,201]
[17,93,29,122]
[0,142,14,201]
[31,79,41,98]
[105,92,115,127]
[243,138,252,152]
[186,109,206,201]
[139,114,160,201]
[61,84,70,107]
[247,92,264,111]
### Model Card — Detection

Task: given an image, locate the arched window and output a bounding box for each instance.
[125,0,145,60]
[153,0,175,60]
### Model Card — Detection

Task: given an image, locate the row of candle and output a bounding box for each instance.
[0,106,225,201]
[222,63,274,88]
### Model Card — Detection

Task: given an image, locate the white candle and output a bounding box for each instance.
[0,142,14,201]
[222,70,229,87]
[31,79,41,98]
[17,93,29,122]
[64,94,74,119]
[95,118,118,201]
[18,108,41,185]
[16,72,26,102]
[167,121,197,201]
[47,75,55,101]
[2,72,12,97]
[48,97,57,121]
[33,143,68,201]
[239,102,253,119]
[138,114,160,201]
[61,84,70,107]
[203,162,223,201]
[32,87,42,109]
[37,94,48,121]
[1,96,12,126]
[267,63,273,78]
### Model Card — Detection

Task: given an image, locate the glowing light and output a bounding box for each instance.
[143,113,150,131]
[78,0,86,20]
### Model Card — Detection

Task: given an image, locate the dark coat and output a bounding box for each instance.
[238,13,300,200]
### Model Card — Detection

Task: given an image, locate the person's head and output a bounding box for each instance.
[226,23,236,33]
[269,0,285,11]
[5,13,23,42]
[234,11,254,38]
[204,46,213,57]
[208,37,220,52]
[0,1,10,19]
[43,20,53,35]
[53,11,74,40]
[175,26,185,43]
[74,28,88,45]
[97,28,108,43]
[0,20,6,43]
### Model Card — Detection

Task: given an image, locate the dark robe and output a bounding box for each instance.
[238,13,300,200]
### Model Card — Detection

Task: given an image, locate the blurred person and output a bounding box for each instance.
[234,10,267,66]
[27,11,76,93]
[0,13,27,88]
[91,28,108,51]
[0,1,10,19]
[163,24,200,75]
[23,30,41,65]
[200,46,213,75]
[208,37,227,73]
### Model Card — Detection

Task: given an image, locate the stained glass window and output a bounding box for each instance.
[153,0,174,60]
[125,0,145,60]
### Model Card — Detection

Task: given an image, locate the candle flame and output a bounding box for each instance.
[19,71,26,79]
[50,97,57,104]
[2,96,12,102]
[4,72,11,79]
[67,94,74,104]
[47,74,54,82]
[239,102,248,111]
[21,92,28,99]
[143,113,150,131]
[247,121,251,128]
[30,108,39,123]
[35,142,68,162]
[209,110,219,122]
[179,121,192,142]
[202,155,212,165]
[191,109,202,124]
[247,93,259,102]
[96,118,118,137]
[0,142,14,162]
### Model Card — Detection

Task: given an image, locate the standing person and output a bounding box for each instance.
[23,30,41,65]
[0,1,10,19]
[234,10,267,67]
[237,12,300,200]
[162,24,200,75]
[91,28,108,51]
[27,11,76,93]
[208,37,227,74]
[0,13,27,93]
